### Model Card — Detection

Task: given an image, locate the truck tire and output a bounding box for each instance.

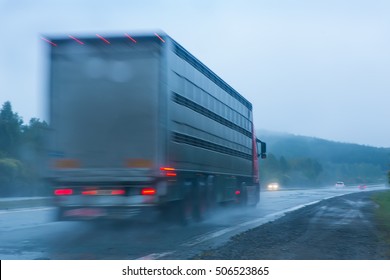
[177,194,194,226]
[246,184,260,208]
[173,180,195,226]
[193,179,207,222]
[206,176,217,211]
[235,182,248,207]
[54,207,65,221]
[239,186,248,207]
[160,198,192,226]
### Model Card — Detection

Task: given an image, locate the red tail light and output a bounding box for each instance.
[235,190,241,195]
[111,189,125,195]
[54,188,73,196]
[141,188,156,196]
[82,189,98,195]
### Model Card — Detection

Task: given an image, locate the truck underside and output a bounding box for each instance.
[52,167,259,224]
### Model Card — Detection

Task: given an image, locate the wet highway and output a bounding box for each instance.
[0,184,387,260]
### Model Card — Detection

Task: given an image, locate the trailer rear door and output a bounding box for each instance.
[50,39,161,169]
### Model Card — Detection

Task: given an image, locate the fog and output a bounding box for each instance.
[1,0,390,147]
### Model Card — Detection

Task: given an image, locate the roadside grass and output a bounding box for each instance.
[372,190,390,256]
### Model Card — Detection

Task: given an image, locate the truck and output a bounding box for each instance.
[45,32,266,224]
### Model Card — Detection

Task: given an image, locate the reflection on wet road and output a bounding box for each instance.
[0,184,386,259]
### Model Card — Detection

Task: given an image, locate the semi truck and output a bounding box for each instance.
[45,32,266,224]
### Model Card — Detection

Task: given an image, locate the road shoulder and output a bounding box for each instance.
[195,190,390,260]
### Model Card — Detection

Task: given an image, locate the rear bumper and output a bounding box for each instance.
[56,205,158,221]
[54,192,160,206]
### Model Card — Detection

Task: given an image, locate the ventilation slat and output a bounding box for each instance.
[172,93,252,138]
[173,132,252,161]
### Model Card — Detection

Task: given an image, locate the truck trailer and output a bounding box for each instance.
[45,32,266,224]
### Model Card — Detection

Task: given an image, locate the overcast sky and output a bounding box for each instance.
[1,0,389,147]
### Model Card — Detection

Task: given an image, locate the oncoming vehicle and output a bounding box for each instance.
[335,181,345,188]
[267,182,279,191]
[44,32,267,224]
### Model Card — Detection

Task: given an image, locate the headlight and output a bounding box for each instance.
[267,183,279,190]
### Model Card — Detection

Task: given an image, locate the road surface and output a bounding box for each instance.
[0,184,386,259]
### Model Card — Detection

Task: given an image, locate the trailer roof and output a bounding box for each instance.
[45,33,253,110]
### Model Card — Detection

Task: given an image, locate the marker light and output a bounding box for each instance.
[125,33,137,43]
[160,167,177,177]
[160,167,175,171]
[41,37,57,47]
[96,34,110,44]
[154,33,165,43]
[69,35,84,45]
[54,189,73,196]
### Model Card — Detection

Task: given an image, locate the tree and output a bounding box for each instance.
[279,156,290,173]
[388,170,390,185]
[303,158,322,182]
[22,118,48,151]
[0,101,23,157]
[20,118,49,180]
[0,102,50,196]
[0,157,25,196]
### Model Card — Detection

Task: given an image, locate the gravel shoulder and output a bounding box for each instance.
[195,190,390,260]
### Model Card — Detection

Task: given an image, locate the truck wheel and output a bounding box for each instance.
[193,179,210,222]
[250,185,260,208]
[159,204,173,222]
[207,188,217,211]
[243,184,260,208]
[172,180,194,226]
[236,182,248,207]
[177,195,194,226]
[239,187,248,207]
[54,207,65,221]
[206,176,217,211]
[160,199,192,226]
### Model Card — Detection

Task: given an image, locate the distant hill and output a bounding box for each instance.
[258,130,390,169]
[257,130,390,187]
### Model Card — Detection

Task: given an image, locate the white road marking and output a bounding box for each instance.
[182,199,323,247]
[182,190,383,248]
[0,207,53,215]
[136,251,175,260]
[136,193,357,259]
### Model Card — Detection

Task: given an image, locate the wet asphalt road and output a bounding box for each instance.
[196,190,390,260]
[0,184,387,259]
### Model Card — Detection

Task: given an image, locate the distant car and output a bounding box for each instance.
[335,181,345,187]
[358,185,367,190]
[267,182,279,191]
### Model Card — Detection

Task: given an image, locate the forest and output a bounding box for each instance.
[0,101,48,196]
[259,130,390,187]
